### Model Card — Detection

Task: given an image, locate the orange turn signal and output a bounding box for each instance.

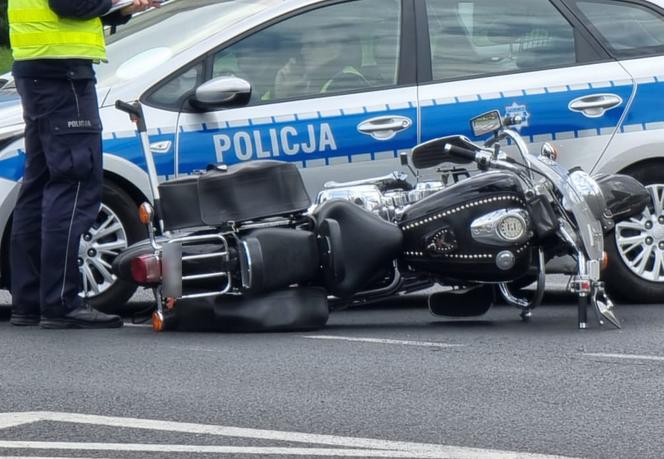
[138,202,154,225]
[601,251,609,270]
[152,311,164,332]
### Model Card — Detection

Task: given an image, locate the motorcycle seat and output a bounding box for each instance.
[314,200,402,298]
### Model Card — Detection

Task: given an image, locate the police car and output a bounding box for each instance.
[0,0,663,311]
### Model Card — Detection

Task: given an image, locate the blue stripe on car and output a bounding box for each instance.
[0,79,662,182]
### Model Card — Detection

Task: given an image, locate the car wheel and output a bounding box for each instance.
[604,165,664,303]
[79,183,145,313]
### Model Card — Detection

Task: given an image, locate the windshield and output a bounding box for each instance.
[95,0,273,88]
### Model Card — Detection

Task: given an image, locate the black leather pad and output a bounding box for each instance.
[198,160,311,225]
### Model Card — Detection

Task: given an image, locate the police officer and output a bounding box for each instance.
[273,29,368,99]
[8,0,159,328]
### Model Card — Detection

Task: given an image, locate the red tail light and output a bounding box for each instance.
[130,254,162,284]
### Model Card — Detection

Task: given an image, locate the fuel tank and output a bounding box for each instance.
[398,171,533,282]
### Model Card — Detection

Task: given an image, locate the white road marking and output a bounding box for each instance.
[1,457,111,459]
[0,412,575,459]
[0,412,38,430]
[582,352,664,362]
[301,335,462,349]
[0,442,545,458]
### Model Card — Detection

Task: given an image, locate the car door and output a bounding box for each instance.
[563,0,664,176]
[562,0,664,300]
[144,0,417,195]
[416,0,635,175]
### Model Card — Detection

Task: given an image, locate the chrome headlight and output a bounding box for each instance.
[566,170,607,222]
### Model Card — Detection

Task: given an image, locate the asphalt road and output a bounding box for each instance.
[0,291,663,459]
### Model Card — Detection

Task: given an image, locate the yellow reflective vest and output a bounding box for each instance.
[8,0,107,62]
[320,66,368,93]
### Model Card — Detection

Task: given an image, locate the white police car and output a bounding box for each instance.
[0,0,663,311]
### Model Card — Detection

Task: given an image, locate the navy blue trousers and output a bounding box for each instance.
[11,77,103,317]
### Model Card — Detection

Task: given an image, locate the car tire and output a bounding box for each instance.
[603,164,664,303]
[81,183,146,313]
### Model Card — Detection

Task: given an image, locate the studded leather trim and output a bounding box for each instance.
[400,195,525,231]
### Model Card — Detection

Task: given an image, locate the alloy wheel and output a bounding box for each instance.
[77,203,129,299]
[614,184,664,283]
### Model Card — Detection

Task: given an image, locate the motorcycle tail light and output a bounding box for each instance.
[130,254,162,284]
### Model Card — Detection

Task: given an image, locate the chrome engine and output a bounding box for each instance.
[314,172,444,222]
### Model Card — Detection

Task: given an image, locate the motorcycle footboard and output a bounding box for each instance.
[428,285,494,317]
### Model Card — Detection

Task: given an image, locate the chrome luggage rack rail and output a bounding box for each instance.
[161,233,232,300]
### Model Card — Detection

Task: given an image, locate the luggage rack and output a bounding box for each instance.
[161,233,232,300]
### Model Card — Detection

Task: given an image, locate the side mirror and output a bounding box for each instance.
[470,110,503,137]
[190,76,252,111]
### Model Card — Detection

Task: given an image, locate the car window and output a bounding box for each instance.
[147,63,205,108]
[574,0,664,57]
[427,0,577,81]
[211,0,401,105]
[96,0,273,88]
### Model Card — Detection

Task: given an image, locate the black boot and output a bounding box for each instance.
[10,313,40,326]
[40,305,123,329]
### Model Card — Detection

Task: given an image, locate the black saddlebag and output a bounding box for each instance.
[239,228,320,295]
[158,161,311,230]
[173,287,329,332]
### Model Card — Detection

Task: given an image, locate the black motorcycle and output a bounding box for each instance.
[113,101,648,332]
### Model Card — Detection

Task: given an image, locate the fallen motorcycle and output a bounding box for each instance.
[113,100,649,332]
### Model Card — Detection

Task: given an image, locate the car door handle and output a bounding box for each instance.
[357,116,412,140]
[568,94,623,118]
[150,140,172,154]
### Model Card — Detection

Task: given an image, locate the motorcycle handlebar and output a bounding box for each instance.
[115,100,147,132]
[443,143,478,162]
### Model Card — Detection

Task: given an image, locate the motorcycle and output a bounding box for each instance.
[113,100,649,332]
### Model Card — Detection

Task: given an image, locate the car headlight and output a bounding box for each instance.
[0,134,22,153]
[0,121,25,154]
[0,122,24,140]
